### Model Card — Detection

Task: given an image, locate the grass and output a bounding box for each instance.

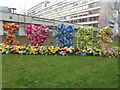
[112,41,119,47]
[2,54,119,88]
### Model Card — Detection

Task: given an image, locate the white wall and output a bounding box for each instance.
[19,25,26,36]
[0,21,3,35]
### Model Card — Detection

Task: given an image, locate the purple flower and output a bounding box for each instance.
[59,51,63,55]
[0,51,2,54]
[78,51,82,54]
[82,53,87,56]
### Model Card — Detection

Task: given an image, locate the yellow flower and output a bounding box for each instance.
[82,50,86,52]
[64,47,68,49]
[51,50,53,52]
[2,49,5,53]
[52,51,56,54]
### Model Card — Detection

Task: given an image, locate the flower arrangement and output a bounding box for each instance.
[77,26,94,47]
[56,24,74,47]
[1,24,119,58]
[0,44,119,57]
[3,23,20,45]
[98,27,113,48]
[26,25,50,46]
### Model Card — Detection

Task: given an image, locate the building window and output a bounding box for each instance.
[73,14,77,18]
[83,5,86,9]
[71,20,73,23]
[109,25,114,28]
[89,17,92,21]
[88,2,99,8]
[89,16,99,21]
[88,24,92,26]
[79,19,82,22]
[93,24,98,28]
[79,0,83,4]
[73,2,78,6]
[109,21,114,25]
[79,6,82,10]
[78,18,87,23]
[82,0,87,3]
[78,13,82,17]
[83,18,87,22]
[89,9,99,15]
[82,12,88,16]
[66,16,70,19]
[93,16,99,21]
[88,3,94,8]
[94,2,99,6]
[89,11,93,14]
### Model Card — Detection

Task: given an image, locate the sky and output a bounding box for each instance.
[0,0,57,14]
[0,0,117,14]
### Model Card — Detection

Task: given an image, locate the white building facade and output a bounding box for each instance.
[0,12,80,36]
[27,0,116,29]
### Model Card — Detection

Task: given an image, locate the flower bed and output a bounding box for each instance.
[0,44,119,58]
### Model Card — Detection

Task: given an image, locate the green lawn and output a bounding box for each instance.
[112,41,119,47]
[2,54,119,88]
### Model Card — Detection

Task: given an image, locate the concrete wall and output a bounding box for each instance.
[0,21,3,35]
[0,6,11,13]
[118,1,120,31]
[0,35,77,45]
[99,0,115,29]
[1,35,119,45]
[0,12,80,28]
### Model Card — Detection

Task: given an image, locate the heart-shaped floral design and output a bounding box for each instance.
[26,25,50,46]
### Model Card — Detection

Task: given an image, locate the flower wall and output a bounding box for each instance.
[1,23,120,58]
[56,24,74,47]
[26,25,50,46]
[97,27,113,48]
[3,23,20,45]
[77,26,94,47]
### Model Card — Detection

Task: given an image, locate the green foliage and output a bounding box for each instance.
[77,26,94,47]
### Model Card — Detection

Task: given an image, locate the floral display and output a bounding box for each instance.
[77,26,94,47]
[26,25,50,46]
[98,27,113,48]
[3,23,20,45]
[0,43,119,57]
[56,24,74,47]
[1,24,119,58]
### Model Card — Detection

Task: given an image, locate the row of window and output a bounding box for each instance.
[38,1,100,18]
[56,9,100,20]
[87,23,99,28]
[53,9,99,19]
[88,2,99,8]
[67,16,99,28]
[41,5,88,18]
[41,0,88,13]
[109,21,114,25]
